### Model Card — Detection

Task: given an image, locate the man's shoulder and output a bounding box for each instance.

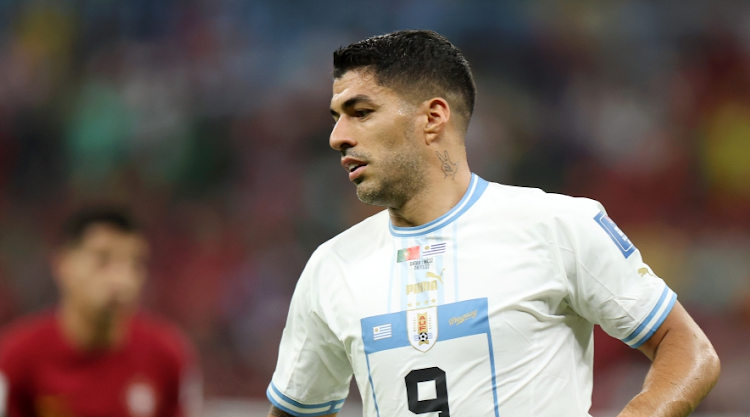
[0,312,58,373]
[0,311,57,354]
[481,181,604,219]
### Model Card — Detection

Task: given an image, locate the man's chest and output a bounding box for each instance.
[341,227,564,309]
[31,351,168,417]
[321,227,572,417]
[324,226,569,355]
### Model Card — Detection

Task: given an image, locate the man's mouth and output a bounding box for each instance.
[348,163,367,181]
[342,157,368,181]
[347,162,366,172]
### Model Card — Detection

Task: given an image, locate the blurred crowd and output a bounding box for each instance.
[0,0,749,413]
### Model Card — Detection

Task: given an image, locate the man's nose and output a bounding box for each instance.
[329,118,356,152]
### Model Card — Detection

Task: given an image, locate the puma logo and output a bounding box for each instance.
[426,268,446,284]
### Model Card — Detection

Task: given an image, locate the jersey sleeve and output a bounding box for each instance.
[267,249,352,417]
[554,198,677,348]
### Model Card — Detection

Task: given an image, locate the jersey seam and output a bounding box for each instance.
[562,244,646,333]
[568,332,584,412]
[560,225,676,351]
[551,240,574,303]
[563,243,670,344]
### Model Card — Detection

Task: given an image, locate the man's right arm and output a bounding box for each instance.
[266,250,352,417]
[267,405,337,417]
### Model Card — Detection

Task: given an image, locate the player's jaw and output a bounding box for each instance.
[349,144,428,209]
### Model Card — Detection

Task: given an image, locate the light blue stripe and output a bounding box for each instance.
[361,299,499,416]
[391,174,477,233]
[486,324,500,417]
[363,300,493,352]
[387,239,396,313]
[431,230,445,306]
[622,286,670,344]
[365,353,382,417]
[631,291,677,349]
[399,237,410,311]
[361,310,409,354]
[267,383,346,416]
[389,174,489,237]
[453,220,459,302]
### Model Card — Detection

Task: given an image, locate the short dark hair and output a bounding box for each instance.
[60,206,140,247]
[333,30,476,132]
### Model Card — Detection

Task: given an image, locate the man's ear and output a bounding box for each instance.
[423,97,451,144]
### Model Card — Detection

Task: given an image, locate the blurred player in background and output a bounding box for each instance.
[0,207,201,417]
[266,30,720,417]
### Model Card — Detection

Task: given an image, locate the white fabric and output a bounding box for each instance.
[268,174,675,417]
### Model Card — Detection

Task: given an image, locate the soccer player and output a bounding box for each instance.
[0,207,201,417]
[266,30,720,417]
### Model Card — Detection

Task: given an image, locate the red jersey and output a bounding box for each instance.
[0,311,200,417]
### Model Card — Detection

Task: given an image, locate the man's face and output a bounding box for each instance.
[56,224,148,320]
[330,69,428,208]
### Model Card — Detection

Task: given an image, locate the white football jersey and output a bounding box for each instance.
[268,174,676,417]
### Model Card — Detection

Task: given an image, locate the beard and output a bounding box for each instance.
[353,139,428,209]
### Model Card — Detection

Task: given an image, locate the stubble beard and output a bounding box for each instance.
[354,143,427,209]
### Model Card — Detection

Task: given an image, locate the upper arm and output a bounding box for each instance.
[636,300,715,361]
[556,201,677,347]
[267,252,352,415]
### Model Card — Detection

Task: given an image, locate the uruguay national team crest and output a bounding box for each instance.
[407,307,438,352]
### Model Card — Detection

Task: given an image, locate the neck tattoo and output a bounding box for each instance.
[436,150,460,180]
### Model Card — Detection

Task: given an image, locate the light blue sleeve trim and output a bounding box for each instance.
[266,383,345,416]
[621,287,677,349]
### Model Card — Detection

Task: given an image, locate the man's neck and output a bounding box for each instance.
[58,302,129,351]
[388,166,472,228]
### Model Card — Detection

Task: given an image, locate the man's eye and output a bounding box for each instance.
[354,110,371,118]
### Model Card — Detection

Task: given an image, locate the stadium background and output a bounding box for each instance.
[0,0,749,415]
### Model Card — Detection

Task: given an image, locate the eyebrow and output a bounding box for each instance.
[330,94,376,118]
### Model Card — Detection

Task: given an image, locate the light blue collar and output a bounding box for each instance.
[389,173,489,237]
